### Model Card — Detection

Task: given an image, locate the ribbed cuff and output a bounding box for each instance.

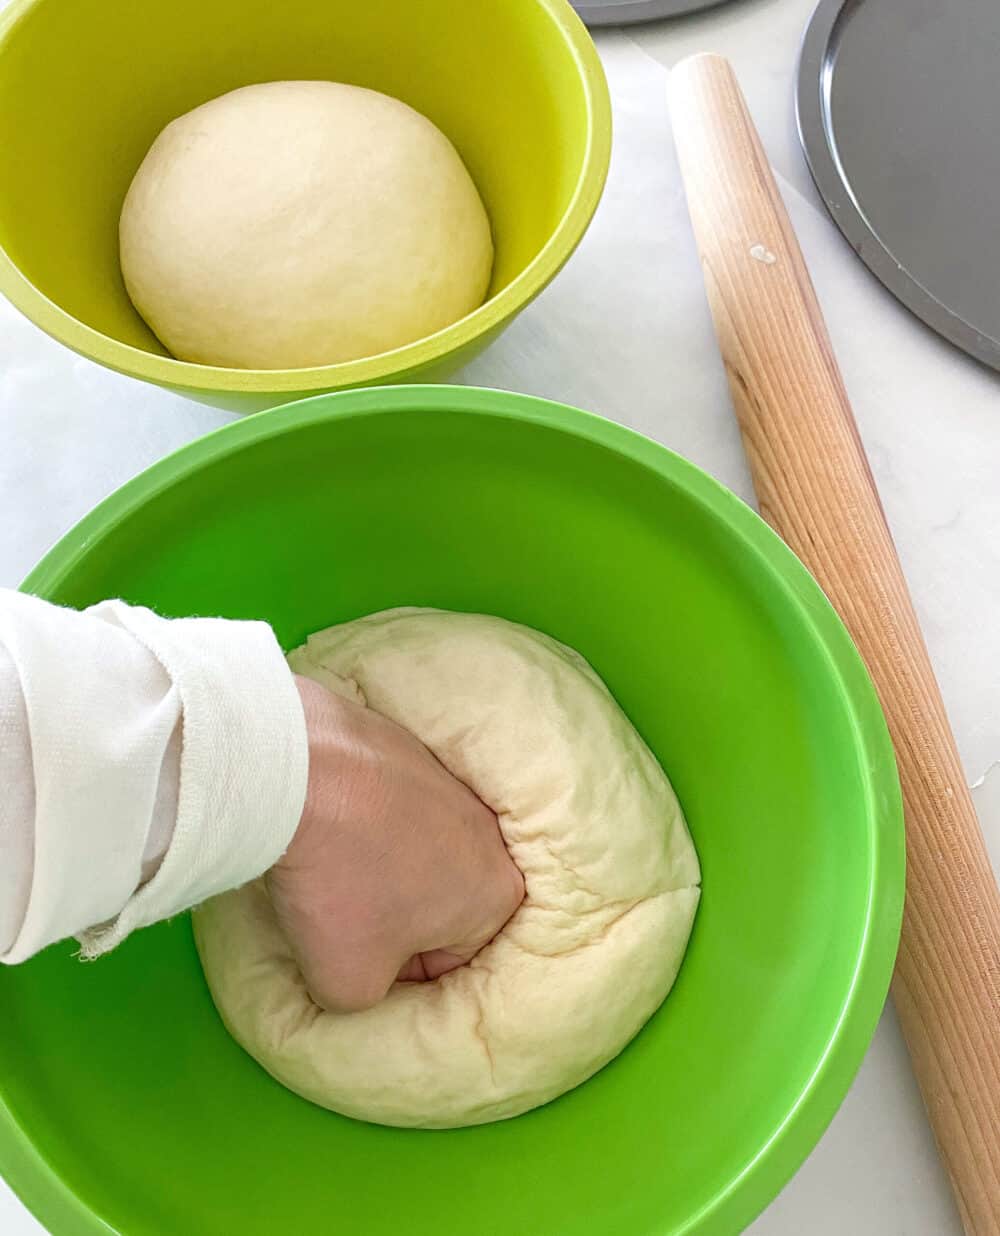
[79,603,308,958]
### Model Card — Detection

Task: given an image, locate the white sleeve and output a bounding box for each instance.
[0,590,308,964]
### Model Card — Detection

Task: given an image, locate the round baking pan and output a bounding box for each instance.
[573,0,728,26]
[798,0,1000,371]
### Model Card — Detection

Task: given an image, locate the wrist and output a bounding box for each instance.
[283,675,365,870]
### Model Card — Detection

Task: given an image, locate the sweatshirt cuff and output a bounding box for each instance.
[78,603,308,958]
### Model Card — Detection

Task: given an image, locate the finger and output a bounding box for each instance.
[396,954,429,982]
[416,947,478,980]
[396,949,474,984]
[295,948,398,1014]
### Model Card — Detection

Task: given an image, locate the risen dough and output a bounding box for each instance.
[119,82,494,369]
[194,609,700,1128]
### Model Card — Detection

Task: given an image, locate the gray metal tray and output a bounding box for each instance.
[797,0,1000,371]
[572,0,726,26]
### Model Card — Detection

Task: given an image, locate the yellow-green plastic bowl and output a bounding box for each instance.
[0,0,610,411]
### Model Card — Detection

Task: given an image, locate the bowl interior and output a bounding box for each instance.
[2,389,902,1236]
[0,0,591,362]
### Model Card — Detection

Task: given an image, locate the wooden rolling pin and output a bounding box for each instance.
[669,54,1000,1235]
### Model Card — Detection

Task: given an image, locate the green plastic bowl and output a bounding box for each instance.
[4,387,903,1235]
[0,0,610,411]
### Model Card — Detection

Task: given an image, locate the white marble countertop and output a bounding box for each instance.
[1,0,996,1232]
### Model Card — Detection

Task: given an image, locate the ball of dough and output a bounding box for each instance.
[119,82,494,369]
[192,608,692,1132]
[194,609,700,1128]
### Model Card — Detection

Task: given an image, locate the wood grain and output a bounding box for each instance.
[670,54,1000,1234]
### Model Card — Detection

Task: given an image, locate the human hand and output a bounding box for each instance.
[267,676,525,1013]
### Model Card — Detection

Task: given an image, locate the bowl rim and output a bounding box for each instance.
[8,385,905,1236]
[0,0,612,395]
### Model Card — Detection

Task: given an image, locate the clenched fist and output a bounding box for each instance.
[268,676,524,1013]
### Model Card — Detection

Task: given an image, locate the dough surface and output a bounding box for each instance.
[119,82,493,369]
[194,609,700,1128]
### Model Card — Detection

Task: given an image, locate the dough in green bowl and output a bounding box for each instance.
[195,608,700,1128]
